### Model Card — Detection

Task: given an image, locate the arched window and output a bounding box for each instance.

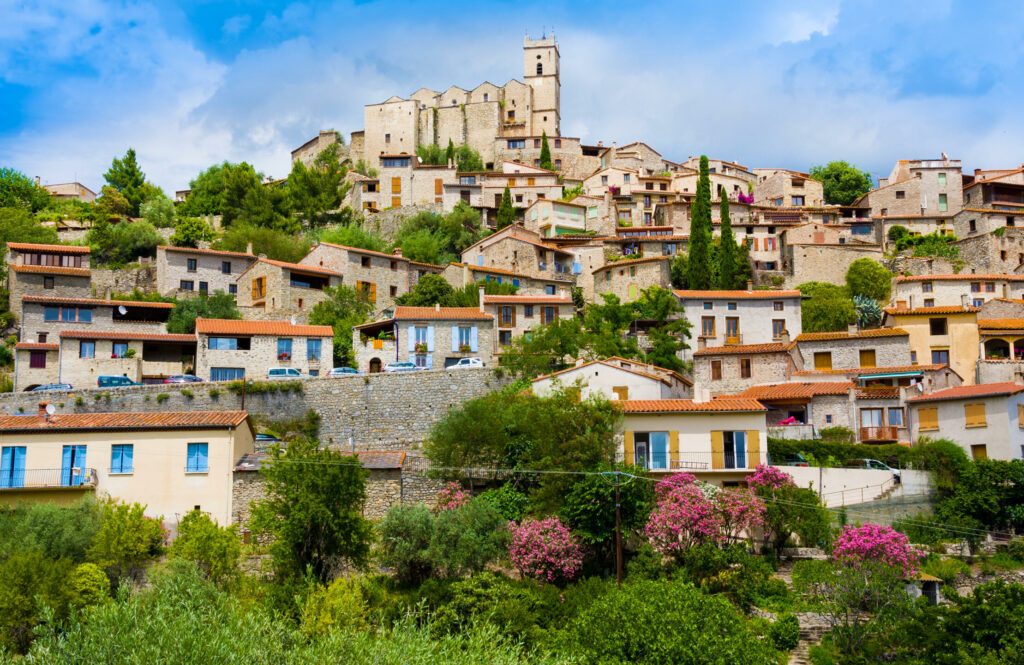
[536,63,543,75]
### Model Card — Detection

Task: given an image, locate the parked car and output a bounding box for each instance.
[781,453,810,467]
[383,361,422,373]
[28,383,73,392]
[164,374,204,384]
[266,367,304,380]
[449,357,483,369]
[97,375,141,388]
[255,433,282,446]
[847,458,901,483]
[328,367,361,377]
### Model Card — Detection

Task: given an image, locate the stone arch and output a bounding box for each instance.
[369,358,383,373]
[984,338,1011,359]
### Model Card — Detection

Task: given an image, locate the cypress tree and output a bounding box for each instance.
[539,131,554,171]
[496,187,515,229]
[717,189,738,289]
[445,139,455,166]
[687,155,713,290]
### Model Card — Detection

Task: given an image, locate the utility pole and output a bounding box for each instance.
[614,478,623,587]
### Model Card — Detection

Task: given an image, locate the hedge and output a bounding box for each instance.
[767,438,916,468]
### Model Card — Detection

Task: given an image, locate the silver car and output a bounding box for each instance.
[383,361,421,373]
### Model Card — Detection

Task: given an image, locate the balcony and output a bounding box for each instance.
[630,451,767,472]
[859,426,900,443]
[0,468,98,491]
[768,424,817,440]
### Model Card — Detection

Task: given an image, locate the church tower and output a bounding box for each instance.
[523,33,560,138]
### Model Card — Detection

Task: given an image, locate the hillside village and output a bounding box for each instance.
[2,34,1024,664]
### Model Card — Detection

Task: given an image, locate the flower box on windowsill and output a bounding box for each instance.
[414,343,428,354]
[278,353,292,362]
[459,344,472,353]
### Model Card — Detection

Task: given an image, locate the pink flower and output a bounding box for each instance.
[747,465,795,492]
[434,481,470,512]
[645,482,766,557]
[509,517,584,584]
[833,524,922,577]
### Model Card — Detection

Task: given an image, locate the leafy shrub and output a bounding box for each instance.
[68,562,111,610]
[377,504,435,585]
[675,543,777,611]
[818,426,855,443]
[169,510,241,589]
[434,481,470,512]
[6,499,103,561]
[922,555,970,584]
[429,498,508,579]
[769,613,801,651]
[892,512,956,547]
[477,483,529,522]
[156,392,170,403]
[87,500,165,585]
[180,388,194,399]
[300,576,369,637]
[768,438,913,468]
[0,550,72,653]
[509,517,584,584]
[1005,537,1024,562]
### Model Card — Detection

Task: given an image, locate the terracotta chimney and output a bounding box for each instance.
[38,402,49,417]
[779,329,790,345]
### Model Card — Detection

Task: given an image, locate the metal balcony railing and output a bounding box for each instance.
[0,468,98,490]
[629,451,767,472]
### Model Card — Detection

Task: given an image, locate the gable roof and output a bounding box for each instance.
[315,241,410,262]
[531,358,689,388]
[249,257,343,277]
[674,289,802,300]
[735,382,853,400]
[393,306,492,321]
[60,330,195,343]
[0,411,250,433]
[795,328,908,342]
[22,295,174,309]
[884,305,980,316]
[9,265,90,277]
[158,245,255,259]
[908,382,1024,403]
[194,318,333,337]
[894,273,1024,283]
[621,399,766,413]
[7,242,90,254]
[978,318,1024,330]
[693,342,794,357]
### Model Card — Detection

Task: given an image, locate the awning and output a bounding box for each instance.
[857,370,924,380]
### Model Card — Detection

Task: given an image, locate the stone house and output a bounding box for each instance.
[57,330,197,387]
[460,224,576,281]
[681,157,757,185]
[441,262,573,296]
[360,157,457,210]
[468,161,563,216]
[752,169,825,207]
[18,295,172,345]
[620,398,767,483]
[606,226,686,260]
[492,135,598,182]
[290,130,344,168]
[5,242,91,313]
[908,382,1024,461]
[692,341,800,396]
[957,167,1024,237]
[41,182,97,203]
[589,256,671,304]
[482,293,574,350]
[891,274,1024,309]
[606,142,679,175]
[673,289,803,361]
[583,166,640,198]
[0,408,254,526]
[352,305,495,372]
[12,342,60,391]
[524,199,592,237]
[851,156,963,219]
[782,242,885,289]
[883,304,979,384]
[794,327,912,371]
[155,245,256,298]
[235,257,343,321]
[531,357,691,401]
[194,318,334,381]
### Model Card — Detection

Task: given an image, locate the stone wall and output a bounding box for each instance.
[91,265,157,297]
[362,203,444,243]
[784,244,885,288]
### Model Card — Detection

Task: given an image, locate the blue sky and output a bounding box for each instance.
[3,0,1024,193]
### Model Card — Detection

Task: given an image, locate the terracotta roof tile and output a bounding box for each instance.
[9,265,90,277]
[194,318,333,336]
[693,342,794,356]
[450,262,519,276]
[316,241,411,262]
[158,245,256,259]
[0,411,249,432]
[592,256,671,273]
[621,398,766,413]
[884,305,980,315]
[7,242,90,254]
[895,273,1024,283]
[908,382,1024,403]
[531,358,684,387]
[792,363,948,377]
[60,330,196,343]
[674,289,802,300]
[23,295,174,309]
[393,306,492,321]
[15,342,58,351]
[978,318,1024,330]
[235,449,406,472]
[736,382,852,400]
[795,328,909,342]
[483,295,573,305]
[256,257,342,277]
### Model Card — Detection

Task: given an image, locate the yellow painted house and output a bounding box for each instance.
[620,398,767,485]
[883,305,979,384]
[0,407,254,525]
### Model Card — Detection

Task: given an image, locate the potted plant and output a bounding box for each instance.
[414,342,428,354]
[459,344,472,353]
[278,352,291,361]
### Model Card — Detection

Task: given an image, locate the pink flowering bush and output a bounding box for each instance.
[654,472,699,498]
[832,523,921,576]
[747,465,795,492]
[508,517,584,584]
[434,482,470,512]
[717,488,766,542]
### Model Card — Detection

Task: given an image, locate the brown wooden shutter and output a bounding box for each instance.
[434,178,443,195]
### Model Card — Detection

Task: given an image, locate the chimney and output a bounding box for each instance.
[245,242,254,255]
[745,280,753,291]
[961,293,970,308]
[895,299,907,309]
[393,247,403,257]
[435,302,441,312]
[697,337,707,351]
[34,176,41,185]
[693,387,711,404]
[103,287,111,300]
[38,402,49,418]
[847,322,858,335]
[779,329,790,345]
[478,287,486,313]
[908,294,914,310]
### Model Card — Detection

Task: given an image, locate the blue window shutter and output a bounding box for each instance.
[407,326,416,352]
[451,325,459,352]
[425,354,433,369]
[470,326,479,352]
[199,444,208,471]
[13,447,25,488]
[512,278,520,288]
[426,325,435,352]
[573,261,582,274]
[735,432,747,468]
[61,445,73,485]
[476,255,484,266]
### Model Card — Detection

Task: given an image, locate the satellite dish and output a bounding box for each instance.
[118,305,128,315]
[45,403,56,416]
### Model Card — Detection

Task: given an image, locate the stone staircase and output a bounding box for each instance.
[788,613,830,665]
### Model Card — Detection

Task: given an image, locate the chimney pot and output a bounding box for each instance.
[393,247,403,257]
[38,402,49,417]
[435,302,440,312]
[848,322,858,335]
[245,242,254,255]
[746,280,753,291]
[34,176,41,185]
[779,329,791,345]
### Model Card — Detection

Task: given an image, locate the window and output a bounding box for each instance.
[187,258,198,272]
[110,444,134,474]
[221,261,231,274]
[632,431,670,470]
[29,351,46,368]
[895,190,906,200]
[972,298,983,307]
[391,176,402,194]
[252,277,266,300]
[554,139,562,148]
[985,282,996,293]
[727,302,737,311]
[199,281,208,294]
[43,276,54,289]
[814,352,833,370]
[711,360,722,380]
[390,285,398,297]
[524,305,534,318]
[922,281,933,293]
[458,326,472,349]
[542,306,556,324]
[210,367,244,381]
[888,408,904,427]
[791,195,805,206]
[703,301,713,310]
[515,194,523,203]
[859,349,877,368]
[308,369,319,377]
[740,358,752,378]
[970,282,981,293]
[384,133,390,144]
[601,175,608,185]
[208,337,250,351]
[772,319,786,339]
[701,317,715,337]
[725,317,740,340]
[507,139,526,149]
[716,431,748,469]
[112,342,129,358]
[971,444,987,460]
[938,172,947,186]
[623,174,630,184]
[499,330,512,346]
[965,403,987,428]
[228,284,237,295]
[929,318,948,335]
[918,406,938,431]
[924,298,935,307]
[79,341,95,359]
[969,219,977,233]
[356,281,377,303]
[499,305,514,326]
[938,193,948,212]
[0,446,26,488]
[46,306,92,323]
[773,301,784,311]
[186,443,208,473]
[307,338,322,361]
[277,338,293,361]
[536,62,543,75]
[381,157,411,168]
[180,280,194,291]
[931,348,950,364]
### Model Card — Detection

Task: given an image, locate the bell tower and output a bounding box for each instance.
[523,33,560,138]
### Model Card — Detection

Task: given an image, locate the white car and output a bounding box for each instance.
[383,361,422,373]
[449,357,483,369]
[266,367,304,380]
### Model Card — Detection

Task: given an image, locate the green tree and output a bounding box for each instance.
[394,273,458,306]
[288,143,347,225]
[845,257,893,302]
[169,509,241,589]
[252,437,373,583]
[218,162,264,227]
[103,148,148,216]
[169,216,215,248]
[798,281,857,332]
[68,562,111,610]
[497,316,585,378]
[86,218,161,266]
[87,500,164,585]
[308,285,374,367]
[687,155,713,289]
[140,194,176,228]
[239,180,292,231]
[215,223,310,263]
[496,187,515,229]
[670,252,689,289]
[560,467,654,568]
[539,131,553,171]
[166,293,241,334]
[416,143,446,165]
[634,285,690,372]
[0,167,51,211]
[377,504,435,586]
[758,484,833,556]
[394,202,483,265]
[809,161,874,206]
[428,498,509,579]
[453,144,484,172]
[717,191,739,289]
[96,185,133,217]
[445,139,456,165]
[0,208,59,259]
[319,224,387,252]
[178,162,232,216]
